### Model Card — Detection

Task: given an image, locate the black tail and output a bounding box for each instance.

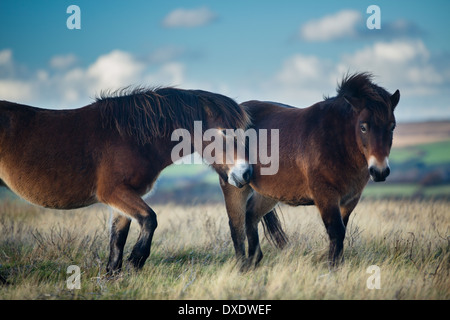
[261,207,288,249]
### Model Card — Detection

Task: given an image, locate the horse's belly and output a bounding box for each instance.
[282,197,315,206]
[0,171,97,210]
[251,171,312,205]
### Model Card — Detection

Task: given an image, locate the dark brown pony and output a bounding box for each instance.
[0,87,252,274]
[220,73,400,268]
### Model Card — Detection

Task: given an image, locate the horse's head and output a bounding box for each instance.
[224,129,254,188]
[340,73,400,182]
[194,90,253,188]
[202,127,253,188]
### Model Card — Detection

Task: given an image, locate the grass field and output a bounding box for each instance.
[0,196,448,300]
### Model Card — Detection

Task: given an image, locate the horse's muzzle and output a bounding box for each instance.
[228,162,253,188]
[369,165,390,182]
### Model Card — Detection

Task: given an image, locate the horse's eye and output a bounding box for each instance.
[390,123,396,132]
[360,123,368,133]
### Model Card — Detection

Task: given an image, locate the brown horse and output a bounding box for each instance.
[0,87,252,274]
[220,72,400,268]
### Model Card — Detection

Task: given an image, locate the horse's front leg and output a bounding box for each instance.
[316,197,346,268]
[340,195,361,227]
[219,177,251,265]
[106,210,131,275]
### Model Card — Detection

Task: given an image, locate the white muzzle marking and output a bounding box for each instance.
[368,155,389,170]
[227,160,251,188]
[368,155,390,182]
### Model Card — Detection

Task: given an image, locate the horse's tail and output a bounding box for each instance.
[261,207,288,249]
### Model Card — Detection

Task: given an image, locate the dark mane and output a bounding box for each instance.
[96,87,250,145]
[334,72,394,123]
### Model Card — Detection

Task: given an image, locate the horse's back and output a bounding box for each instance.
[241,100,306,130]
[241,100,296,113]
[261,101,296,109]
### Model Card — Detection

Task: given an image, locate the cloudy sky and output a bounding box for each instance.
[1,0,449,122]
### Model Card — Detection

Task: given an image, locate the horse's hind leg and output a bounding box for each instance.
[106,210,131,274]
[99,186,157,270]
[219,177,251,264]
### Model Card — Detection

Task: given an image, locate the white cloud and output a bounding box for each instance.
[337,40,445,94]
[0,49,15,77]
[86,50,145,90]
[342,40,429,65]
[277,55,324,83]
[162,7,217,28]
[300,10,361,42]
[0,49,33,101]
[270,54,337,105]
[1,40,448,122]
[0,49,13,65]
[236,39,449,122]
[0,79,34,101]
[268,39,447,107]
[144,62,185,86]
[49,54,77,70]
[0,49,188,108]
[147,46,185,64]
[299,10,422,42]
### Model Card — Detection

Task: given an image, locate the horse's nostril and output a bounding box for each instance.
[384,166,390,177]
[243,168,251,182]
[369,166,376,177]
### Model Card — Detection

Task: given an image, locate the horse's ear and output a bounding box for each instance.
[390,89,400,109]
[344,95,362,112]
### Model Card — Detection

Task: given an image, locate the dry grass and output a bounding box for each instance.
[0,196,448,300]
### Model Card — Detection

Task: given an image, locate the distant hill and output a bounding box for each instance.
[393,121,450,147]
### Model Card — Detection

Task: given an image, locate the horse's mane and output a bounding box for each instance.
[96,86,250,145]
[332,72,394,123]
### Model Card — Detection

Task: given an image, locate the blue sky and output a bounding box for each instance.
[1,0,449,122]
